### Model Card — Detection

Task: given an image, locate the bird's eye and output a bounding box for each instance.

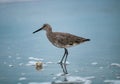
[43,24,46,27]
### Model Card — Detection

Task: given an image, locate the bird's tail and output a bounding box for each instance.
[83,39,90,42]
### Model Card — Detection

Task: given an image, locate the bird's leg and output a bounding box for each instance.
[59,48,67,64]
[64,48,68,64]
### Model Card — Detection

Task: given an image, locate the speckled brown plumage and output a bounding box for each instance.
[47,32,89,48]
[33,24,90,64]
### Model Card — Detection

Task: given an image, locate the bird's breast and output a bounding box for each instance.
[52,40,79,48]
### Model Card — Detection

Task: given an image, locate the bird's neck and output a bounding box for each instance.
[46,27,54,43]
[46,27,53,35]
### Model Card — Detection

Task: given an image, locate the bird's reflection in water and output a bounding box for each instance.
[52,63,68,84]
[60,63,68,75]
[52,63,85,84]
[33,62,92,84]
[59,63,68,82]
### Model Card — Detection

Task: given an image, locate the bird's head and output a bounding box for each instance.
[33,24,52,34]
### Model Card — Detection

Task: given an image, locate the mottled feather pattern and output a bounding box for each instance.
[50,32,89,48]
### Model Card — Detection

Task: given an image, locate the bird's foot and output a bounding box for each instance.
[57,61,63,64]
[57,61,70,65]
[65,72,68,74]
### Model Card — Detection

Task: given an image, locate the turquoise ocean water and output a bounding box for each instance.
[0,0,120,84]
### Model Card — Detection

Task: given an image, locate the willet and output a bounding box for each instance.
[33,24,90,64]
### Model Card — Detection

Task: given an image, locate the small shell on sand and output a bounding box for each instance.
[35,61,43,71]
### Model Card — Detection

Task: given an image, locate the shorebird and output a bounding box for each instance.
[33,24,90,64]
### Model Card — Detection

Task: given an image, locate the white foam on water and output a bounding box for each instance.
[26,61,36,66]
[19,63,23,66]
[116,76,120,79]
[66,61,70,65]
[67,76,94,83]
[67,76,85,81]
[83,76,95,80]
[28,82,51,84]
[8,55,12,58]
[91,62,98,65]
[53,75,94,84]
[19,77,27,81]
[8,64,14,67]
[46,61,54,64]
[99,66,104,69]
[104,80,120,84]
[111,63,120,68]
[28,57,44,61]
[56,73,64,77]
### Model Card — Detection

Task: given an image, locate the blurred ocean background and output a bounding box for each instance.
[0,0,120,84]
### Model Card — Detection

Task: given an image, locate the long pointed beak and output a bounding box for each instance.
[33,27,43,34]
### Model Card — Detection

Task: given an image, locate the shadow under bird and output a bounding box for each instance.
[33,24,90,64]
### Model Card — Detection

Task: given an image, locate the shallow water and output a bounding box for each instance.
[0,0,120,84]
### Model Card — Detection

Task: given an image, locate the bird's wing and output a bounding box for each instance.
[53,32,86,46]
